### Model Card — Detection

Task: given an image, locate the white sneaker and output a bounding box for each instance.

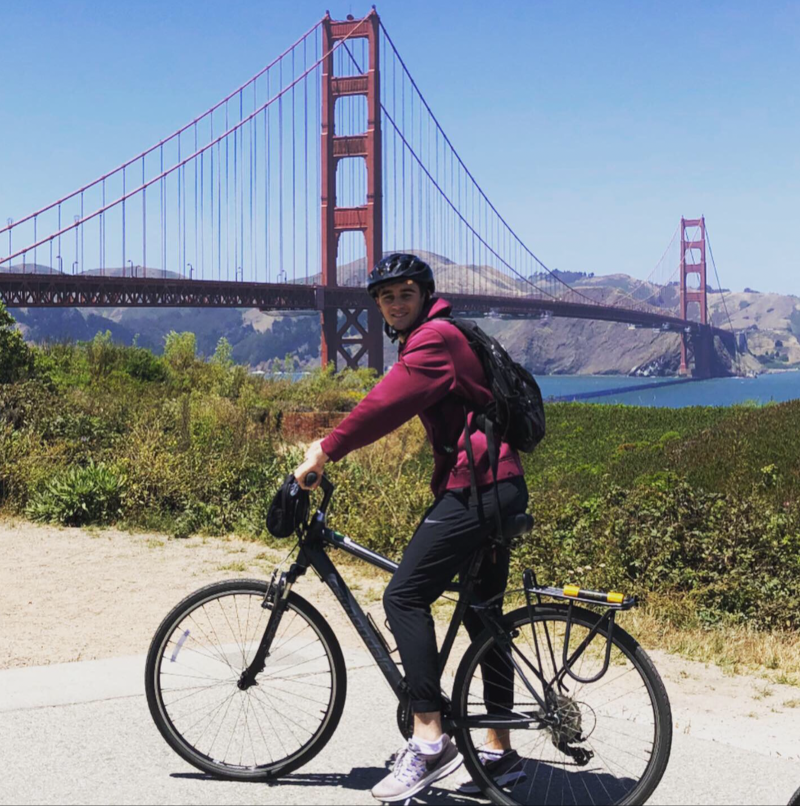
[371,736,463,803]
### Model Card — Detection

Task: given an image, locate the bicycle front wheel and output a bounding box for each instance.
[145,579,346,781]
[451,604,672,806]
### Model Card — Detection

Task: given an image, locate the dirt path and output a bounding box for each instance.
[2,517,799,762]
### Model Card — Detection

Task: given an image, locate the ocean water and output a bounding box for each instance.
[266,369,800,409]
[539,370,800,408]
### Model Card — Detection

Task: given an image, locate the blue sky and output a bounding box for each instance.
[1,0,798,295]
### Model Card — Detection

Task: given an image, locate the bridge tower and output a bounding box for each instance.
[679,216,713,377]
[319,10,384,371]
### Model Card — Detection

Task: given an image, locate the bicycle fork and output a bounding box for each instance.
[237,561,306,690]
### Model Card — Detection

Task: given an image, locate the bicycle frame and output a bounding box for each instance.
[241,476,633,733]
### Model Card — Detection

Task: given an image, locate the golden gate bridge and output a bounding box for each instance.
[0,9,738,378]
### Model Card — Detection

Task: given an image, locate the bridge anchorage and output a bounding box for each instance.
[0,9,739,379]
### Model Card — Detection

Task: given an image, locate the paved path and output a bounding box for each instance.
[2,650,799,805]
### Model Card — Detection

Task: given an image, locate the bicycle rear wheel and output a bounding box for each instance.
[145,579,346,781]
[451,604,672,806]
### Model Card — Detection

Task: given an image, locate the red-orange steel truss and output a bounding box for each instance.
[679,216,714,378]
[319,10,384,371]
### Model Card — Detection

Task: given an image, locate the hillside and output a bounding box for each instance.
[5,255,798,375]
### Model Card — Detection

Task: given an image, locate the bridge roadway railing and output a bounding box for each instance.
[0,272,734,351]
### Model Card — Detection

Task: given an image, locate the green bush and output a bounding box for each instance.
[515,478,800,629]
[123,347,167,382]
[26,460,127,526]
[0,302,34,383]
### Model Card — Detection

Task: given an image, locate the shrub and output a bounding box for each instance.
[0,302,34,383]
[163,331,197,373]
[26,460,127,526]
[123,347,167,382]
[514,479,800,629]
[85,330,120,380]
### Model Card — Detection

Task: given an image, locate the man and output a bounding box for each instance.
[294,253,528,803]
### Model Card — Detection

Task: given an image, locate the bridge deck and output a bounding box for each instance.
[0,273,734,348]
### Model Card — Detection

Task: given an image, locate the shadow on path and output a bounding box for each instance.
[170,766,482,803]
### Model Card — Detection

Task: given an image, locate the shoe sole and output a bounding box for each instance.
[377,752,464,803]
[457,770,528,795]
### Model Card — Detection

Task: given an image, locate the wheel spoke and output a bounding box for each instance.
[455,610,669,806]
[149,585,340,778]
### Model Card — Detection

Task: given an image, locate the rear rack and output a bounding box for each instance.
[522,568,637,685]
[527,583,637,611]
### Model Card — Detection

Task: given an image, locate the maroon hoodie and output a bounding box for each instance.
[320,297,524,496]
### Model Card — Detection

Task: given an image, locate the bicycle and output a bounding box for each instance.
[145,473,672,805]
[789,786,800,806]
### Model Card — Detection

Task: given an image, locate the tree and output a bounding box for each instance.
[163,331,197,373]
[211,336,234,368]
[0,301,34,383]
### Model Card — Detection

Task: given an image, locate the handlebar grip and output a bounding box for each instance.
[304,471,318,487]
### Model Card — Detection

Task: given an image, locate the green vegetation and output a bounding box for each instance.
[1,306,799,636]
[0,301,34,383]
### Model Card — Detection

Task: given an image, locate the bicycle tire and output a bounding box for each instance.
[145,579,346,781]
[788,786,800,806]
[451,604,672,806]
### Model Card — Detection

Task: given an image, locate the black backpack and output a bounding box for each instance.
[441,317,545,452]
[431,314,546,537]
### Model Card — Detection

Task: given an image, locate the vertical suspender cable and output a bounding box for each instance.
[141,159,146,275]
[159,148,164,274]
[250,85,255,281]
[210,115,215,280]
[265,70,270,279]
[233,105,238,279]
[200,140,204,279]
[401,71,406,249]
[292,47,297,284]
[122,167,127,273]
[253,83,258,279]
[177,138,182,275]
[225,103,230,281]
[81,191,85,273]
[304,38,309,281]
[181,140,186,277]
[409,77,414,251]
[194,124,198,280]
[102,179,106,273]
[278,58,284,283]
[217,125,222,281]
[239,90,244,281]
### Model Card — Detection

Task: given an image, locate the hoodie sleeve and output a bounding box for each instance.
[320,327,455,462]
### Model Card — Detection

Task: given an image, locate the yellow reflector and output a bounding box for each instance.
[563,585,580,598]
[607,592,625,604]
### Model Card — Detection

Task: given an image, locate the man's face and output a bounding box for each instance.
[376,280,425,333]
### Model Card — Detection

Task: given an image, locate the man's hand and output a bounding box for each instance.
[294,439,329,490]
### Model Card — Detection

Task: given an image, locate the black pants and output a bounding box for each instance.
[383,476,529,713]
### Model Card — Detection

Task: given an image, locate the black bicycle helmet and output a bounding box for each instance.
[367,253,435,298]
[266,474,310,538]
